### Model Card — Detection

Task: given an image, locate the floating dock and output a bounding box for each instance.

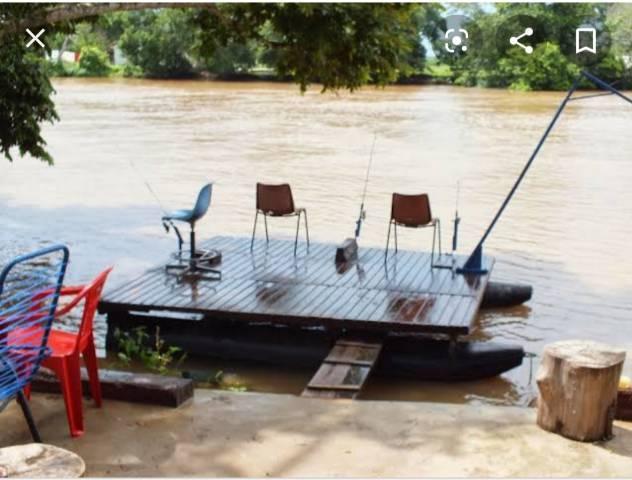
[99,236,518,392]
[100,235,494,337]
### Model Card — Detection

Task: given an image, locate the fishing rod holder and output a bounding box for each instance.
[431,211,462,272]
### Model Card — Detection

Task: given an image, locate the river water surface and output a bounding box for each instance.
[1,78,631,406]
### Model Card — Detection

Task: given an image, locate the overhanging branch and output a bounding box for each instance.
[0,2,222,39]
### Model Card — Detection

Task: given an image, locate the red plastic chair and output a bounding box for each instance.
[38,267,113,437]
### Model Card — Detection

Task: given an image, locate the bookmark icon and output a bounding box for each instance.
[576,27,597,54]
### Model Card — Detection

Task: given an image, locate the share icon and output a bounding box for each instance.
[510,27,534,54]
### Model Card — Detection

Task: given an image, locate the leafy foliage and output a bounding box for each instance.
[194,3,424,91]
[114,326,186,375]
[0,40,57,164]
[77,45,111,76]
[189,370,249,392]
[201,41,257,76]
[608,4,632,56]
[443,3,625,90]
[118,9,195,78]
[502,43,581,91]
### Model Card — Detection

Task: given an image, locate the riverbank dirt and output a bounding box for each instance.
[1,390,632,477]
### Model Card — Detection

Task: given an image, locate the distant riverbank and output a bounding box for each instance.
[48,57,454,86]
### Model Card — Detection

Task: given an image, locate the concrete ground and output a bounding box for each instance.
[1,390,632,477]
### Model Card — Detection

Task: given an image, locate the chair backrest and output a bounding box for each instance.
[391,193,433,227]
[256,183,295,216]
[67,267,113,354]
[190,183,213,223]
[0,246,68,403]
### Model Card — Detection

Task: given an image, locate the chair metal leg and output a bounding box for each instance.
[189,226,196,268]
[294,214,300,256]
[385,221,392,261]
[431,223,437,267]
[303,211,310,250]
[172,224,184,257]
[16,390,41,443]
[437,219,442,256]
[250,211,258,251]
[293,211,310,256]
[263,214,269,244]
[394,223,398,252]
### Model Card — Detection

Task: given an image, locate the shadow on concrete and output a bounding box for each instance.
[596,423,632,459]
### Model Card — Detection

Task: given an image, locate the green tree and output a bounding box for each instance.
[72,22,109,52]
[194,3,421,91]
[499,43,581,91]
[397,5,444,79]
[0,3,59,164]
[608,4,632,52]
[202,42,257,76]
[118,9,196,78]
[607,3,632,80]
[0,42,57,163]
[77,45,111,76]
[444,3,616,90]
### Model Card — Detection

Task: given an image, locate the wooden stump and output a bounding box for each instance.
[536,340,626,442]
[0,443,85,477]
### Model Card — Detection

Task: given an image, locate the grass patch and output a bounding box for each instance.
[424,61,453,79]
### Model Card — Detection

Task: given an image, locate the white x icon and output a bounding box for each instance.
[26,28,45,48]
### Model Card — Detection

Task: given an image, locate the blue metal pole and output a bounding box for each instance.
[582,71,632,105]
[460,71,632,274]
[458,75,582,274]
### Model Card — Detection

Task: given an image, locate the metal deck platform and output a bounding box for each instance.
[99,236,494,337]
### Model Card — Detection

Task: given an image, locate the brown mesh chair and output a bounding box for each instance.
[251,183,309,255]
[385,193,442,265]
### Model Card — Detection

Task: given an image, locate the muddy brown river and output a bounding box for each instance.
[1,78,631,406]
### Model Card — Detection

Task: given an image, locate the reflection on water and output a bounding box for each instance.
[1,78,632,406]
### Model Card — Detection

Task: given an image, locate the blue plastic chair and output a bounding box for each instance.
[0,245,69,442]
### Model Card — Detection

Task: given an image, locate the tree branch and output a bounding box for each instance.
[0,2,222,38]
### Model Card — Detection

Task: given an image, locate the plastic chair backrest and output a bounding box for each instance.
[191,183,213,223]
[256,183,296,216]
[391,193,433,227]
[0,245,68,404]
[62,267,113,354]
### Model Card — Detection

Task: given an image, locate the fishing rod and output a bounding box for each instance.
[123,156,185,251]
[125,157,168,214]
[335,133,377,264]
[354,133,377,239]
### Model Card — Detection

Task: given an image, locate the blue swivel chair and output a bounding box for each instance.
[162,183,221,280]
